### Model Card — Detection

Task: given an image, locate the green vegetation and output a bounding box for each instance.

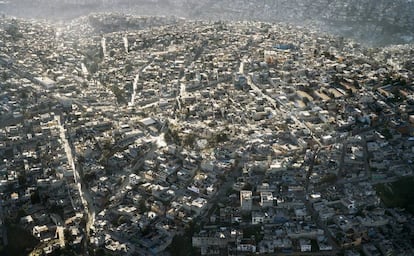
[30,189,41,204]
[125,62,133,73]
[168,222,199,256]
[209,132,229,144]
[225,187,236,196]
[5,21,23,40]
[311,239,319,252]
[375,177,414,214]
[164,126,180,145]
[5,224,39,256]
[1,71,10,81]
[17,173,27,186]
[243,225,263,242]
[90,248,112,256]
[168,234,197,256]
[381,128,393,140]
[320,173,338,184]
[182,133,196,148]
[110,85,127,104]
[137,199,148,214]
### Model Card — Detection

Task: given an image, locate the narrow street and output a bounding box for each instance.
[128,59,154,107]
[362,135,371,179]
[129,74,139,106]
[55,115,96,248]
[337,142,348,179]
[108,140,158,208]
[1,55,96,248]
[123,36,129,53]
[101,37,107,58]
[243,63,321,146]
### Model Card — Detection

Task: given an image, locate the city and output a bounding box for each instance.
[0,9,414,256]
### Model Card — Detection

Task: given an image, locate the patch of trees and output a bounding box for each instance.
[5,21,23,40]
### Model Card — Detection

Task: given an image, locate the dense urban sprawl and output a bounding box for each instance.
[0,14,414,255]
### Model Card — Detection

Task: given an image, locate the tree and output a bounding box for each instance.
[117,215,127,226]
[5,21,23,40]
[17,208,27,220]
[1,71,9,81]
[138,199,148,214]
[242,182,253,190]
[64,229,74,244]
[88,62,99,74]
[94,248,109,256]
[182,133,196,147]
[20,90,28,99]
[109,85,127,104]
[211,132,228,144]
[18,174,27,186]
[381,128,393,140]
[125,61,133,73]
[320,173,337,184]
[30,190,41,204]
[165,127,180,144]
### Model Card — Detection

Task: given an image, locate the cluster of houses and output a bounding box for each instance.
[1,13,414,255]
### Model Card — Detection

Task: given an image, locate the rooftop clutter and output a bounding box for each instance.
[0,13,414,255]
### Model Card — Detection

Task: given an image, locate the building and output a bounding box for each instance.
[299,239,312,252]
[260,192,273,208]
[240,190,253,211]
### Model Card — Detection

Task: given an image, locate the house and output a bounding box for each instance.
[252,211,265,225]
[240,190,252,211]
[260,192,274,208]
[299,239,312,252]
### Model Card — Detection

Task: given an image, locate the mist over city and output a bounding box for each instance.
[0,1,414,256]
[1,0,414,46]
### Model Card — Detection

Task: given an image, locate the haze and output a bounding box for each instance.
[1,0,414,46]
